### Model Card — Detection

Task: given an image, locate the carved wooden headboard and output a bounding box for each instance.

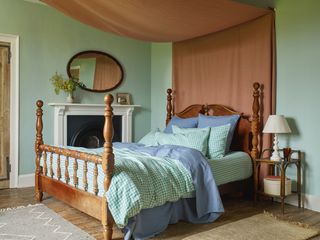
[165,83,261,159]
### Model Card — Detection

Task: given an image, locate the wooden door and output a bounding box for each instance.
[0,44,10,189]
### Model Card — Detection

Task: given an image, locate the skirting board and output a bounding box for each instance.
[18,173,34,188]
[18,173,320,212]
[276,194,320,213]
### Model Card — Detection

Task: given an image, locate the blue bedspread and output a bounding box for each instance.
[113,143,224,239]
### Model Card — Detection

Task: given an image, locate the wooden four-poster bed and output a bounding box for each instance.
[34,82,261,239]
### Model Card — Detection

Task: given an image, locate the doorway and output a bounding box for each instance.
[0,34,19,188]
[0,43,10,189]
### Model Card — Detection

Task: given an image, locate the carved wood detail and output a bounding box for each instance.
[57,154,61,181]
[73,158,78,188]
[35,100,44,202]
[83,161,88,191]
[102,94,115,240]
[50,153,54,178]
[166,88,173,125]
[251,82,261,159]
[65,156,70,184]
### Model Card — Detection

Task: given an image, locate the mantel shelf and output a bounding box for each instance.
[48,103,141,108]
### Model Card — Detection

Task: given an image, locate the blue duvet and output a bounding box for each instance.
[113,143,224,239]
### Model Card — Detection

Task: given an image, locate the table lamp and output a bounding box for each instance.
[263,115,291,161]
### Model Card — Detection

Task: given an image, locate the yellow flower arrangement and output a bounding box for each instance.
[50,72,82,95]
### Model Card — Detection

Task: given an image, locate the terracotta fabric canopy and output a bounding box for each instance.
[41,0,270,42]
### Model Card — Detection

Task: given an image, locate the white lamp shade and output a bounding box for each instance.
[263,115,292,134]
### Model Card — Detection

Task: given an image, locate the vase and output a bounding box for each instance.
[66,92,75,103]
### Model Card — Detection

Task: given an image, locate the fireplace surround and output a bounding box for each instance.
[49,103,139,146]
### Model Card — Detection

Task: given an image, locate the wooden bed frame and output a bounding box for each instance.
[34,82,261,240]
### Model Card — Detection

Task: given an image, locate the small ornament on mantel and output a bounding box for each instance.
[50,72,84,103]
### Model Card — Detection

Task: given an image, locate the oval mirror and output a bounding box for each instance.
[67,51,124,92]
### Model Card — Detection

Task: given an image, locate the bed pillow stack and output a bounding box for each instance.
[172,125,230,159]
[138,114,240,158]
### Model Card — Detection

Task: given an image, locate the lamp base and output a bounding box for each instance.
[271,133,281,161]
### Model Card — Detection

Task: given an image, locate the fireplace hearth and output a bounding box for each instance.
[67,115,122,148]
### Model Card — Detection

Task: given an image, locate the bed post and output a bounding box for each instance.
[35,100,44,202]
[102,94,115,240]
[166,88,173,125]
[251,82,261,159]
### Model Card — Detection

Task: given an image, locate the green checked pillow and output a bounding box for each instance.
[155,128,210,156]
[207,124,230,159]
[173,124,230,159]
[138,129,159,146]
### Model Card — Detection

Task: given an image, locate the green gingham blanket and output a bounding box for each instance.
[41,145,195,227]
[108,148,195,227]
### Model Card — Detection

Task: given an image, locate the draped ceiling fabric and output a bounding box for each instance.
[41,0,269,42]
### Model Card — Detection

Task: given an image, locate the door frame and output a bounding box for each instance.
[0,34,19,188]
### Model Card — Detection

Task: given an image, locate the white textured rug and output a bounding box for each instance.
[0,204,94,240]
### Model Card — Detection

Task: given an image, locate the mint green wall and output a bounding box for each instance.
[276,0,320,197]
[0,0,151,175]
[150,43,172,130]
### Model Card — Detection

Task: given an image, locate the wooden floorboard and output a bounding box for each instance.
[0,187,319,239]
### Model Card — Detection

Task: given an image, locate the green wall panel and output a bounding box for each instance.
[150,43,172,131]
[276,0,320,197]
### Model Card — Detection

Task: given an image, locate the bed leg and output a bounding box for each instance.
[35,100,44,202]
[102,218,113,240]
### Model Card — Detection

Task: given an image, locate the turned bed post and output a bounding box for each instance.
[35,100,44,202]
[251,82,261,159]
[166,88,173,125]
[102,94,115,240]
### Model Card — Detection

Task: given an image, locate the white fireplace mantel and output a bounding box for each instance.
[48,103,140,145]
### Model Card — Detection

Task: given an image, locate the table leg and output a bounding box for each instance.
[281,163,285,214]
[297,162,301,208]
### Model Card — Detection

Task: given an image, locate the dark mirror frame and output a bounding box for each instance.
[66,50,124,93]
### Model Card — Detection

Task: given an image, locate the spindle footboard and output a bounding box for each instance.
[35,94,115,240]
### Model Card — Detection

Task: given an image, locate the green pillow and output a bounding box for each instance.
[138,129,159,146]
[155,128,210,155]
[173,124,230,159]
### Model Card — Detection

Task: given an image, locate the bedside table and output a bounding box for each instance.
[253,148,302,214]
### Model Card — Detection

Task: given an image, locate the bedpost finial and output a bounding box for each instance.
[36,100,43,108]
[167,88,172,94]
[253,82,260,90]
[104,94,114,105]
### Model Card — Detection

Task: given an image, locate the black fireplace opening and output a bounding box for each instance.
[67,115,122,148]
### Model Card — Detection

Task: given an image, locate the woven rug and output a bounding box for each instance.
[183,213,320,240]
[0,204,94,240]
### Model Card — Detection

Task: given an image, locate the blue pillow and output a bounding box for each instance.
[198,114,240,153]
[164,116,198,133]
